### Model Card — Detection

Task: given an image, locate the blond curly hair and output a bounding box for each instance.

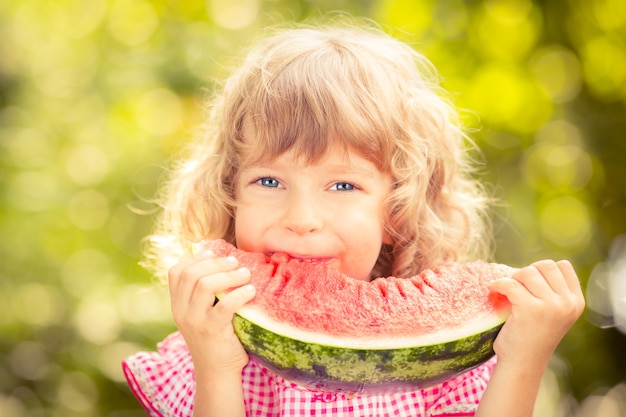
[144,18,492,281]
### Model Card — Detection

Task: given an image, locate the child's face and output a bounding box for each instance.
[234,146,392,282]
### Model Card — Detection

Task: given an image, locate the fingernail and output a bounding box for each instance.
[236,267,250,277]
[244,284,255,293]
[225,256,238,265]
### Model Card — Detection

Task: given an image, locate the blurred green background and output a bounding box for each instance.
[1,0,625,416]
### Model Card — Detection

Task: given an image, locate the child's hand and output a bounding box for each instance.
[488,260,585,367]
[168,248,255,377]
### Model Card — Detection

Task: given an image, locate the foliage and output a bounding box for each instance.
[1,0,625,415]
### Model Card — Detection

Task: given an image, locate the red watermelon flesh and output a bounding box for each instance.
[206,239,513,340]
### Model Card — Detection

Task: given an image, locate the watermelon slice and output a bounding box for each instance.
[206,239,513,394]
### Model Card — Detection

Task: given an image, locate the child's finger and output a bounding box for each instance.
[168,251,215,299]
[171,255,239,304]
[556,260,586,320]
[529,259,569,295]
[212,284,256,319]
[509,266,552,300]
[168,254,202,291]
[488,277,532,306]
[187,267,251,314]
[556,260,584,297]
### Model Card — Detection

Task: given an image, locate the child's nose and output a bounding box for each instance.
[283,192,323,234]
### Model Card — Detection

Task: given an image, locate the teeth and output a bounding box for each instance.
[301,258,330,265]
[267,252,330,265]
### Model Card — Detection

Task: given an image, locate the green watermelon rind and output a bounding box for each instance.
[233,312,505,394]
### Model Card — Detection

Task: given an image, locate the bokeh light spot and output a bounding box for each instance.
[61,249,115,298]
[471,1,539,62]
[522,143,593,190]
[50,0,107,40]
[108,0,160,45]
[535,119,584,146]
[465,64,552,133]
[74,298,121,345]
[587,262,615,323]
[67,189,110,230]
[108,204,147,256]
[97,341,146,382]
[9,341,50,381]
[372,0,432,36]
[432,0,469,39]
[29,40,99,99]
[183,22,221,79]
[531,46,582,103]
[581,35,626,102]
[482,131,522,150]
[576,385,626,417]
[485,0,533,24]
[11,283,65,326]
[1,128,55,169]
[135,88,184,136]
[208,0,260,30]
[0,395,25,417]
[6,171,62,212]
[63,144,110,186]
[592,0,626,32]
[539,196,592,249]
[587,236,626,334]
[56,371,98,412]
[119,284,171,324]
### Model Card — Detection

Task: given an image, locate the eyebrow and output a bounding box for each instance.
[243,160,379,178]
[322,164,378,178]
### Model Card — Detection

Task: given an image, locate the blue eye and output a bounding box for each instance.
[258,177,280,188]
[332,182,355,191]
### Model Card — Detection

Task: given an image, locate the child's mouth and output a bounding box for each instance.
[267,252,334,266]
[294,257,333,265]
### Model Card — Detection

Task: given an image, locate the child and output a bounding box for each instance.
[122,18,585,417]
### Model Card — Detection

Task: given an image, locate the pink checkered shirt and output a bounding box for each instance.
[122,332,496,417]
